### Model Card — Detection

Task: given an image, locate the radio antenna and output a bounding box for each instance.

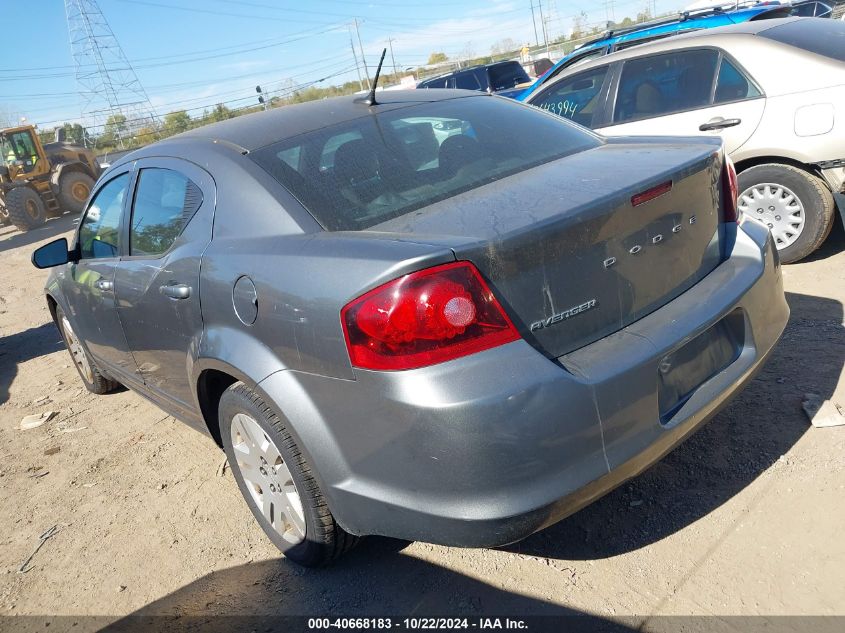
[364,48,387,106]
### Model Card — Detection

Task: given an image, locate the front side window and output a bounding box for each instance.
[530,66,609,127]
[129,168,202,256]
[714,57,761,104]
[78,173,129,259]
[613,49,719,123]
[2,130,39,173]
[251,96,601,231]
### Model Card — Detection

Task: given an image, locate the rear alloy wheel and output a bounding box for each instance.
[55,305,119,394]
[219,382,358,566]
[4,186,47,231]
[737,163,835,264]
[58,171,95,213]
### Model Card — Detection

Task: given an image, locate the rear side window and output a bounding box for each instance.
[614,49,719,123]
[759,17,845,62]
[530,66,609,128]
[714,58,761,103]
[419,76,453,89]
[129,168,202,256]
[455,71,482,90]
[251,96,601,231]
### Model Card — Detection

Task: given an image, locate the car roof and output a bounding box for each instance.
[532,16,804,78]
[572,4,781,50]
[420,60,521,83]
[139,90,480,154]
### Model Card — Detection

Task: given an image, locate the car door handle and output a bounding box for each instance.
[699,118,741,131]
[94,279,113,291]
[160,283,191,299]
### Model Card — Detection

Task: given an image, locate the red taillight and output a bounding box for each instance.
[341,261,520,371]
[631,181,672,207]
[722,155,739,224]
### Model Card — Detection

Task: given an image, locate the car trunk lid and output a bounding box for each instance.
[370,137,725,358]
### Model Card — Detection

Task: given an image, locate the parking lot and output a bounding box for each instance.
[0,212,843,624]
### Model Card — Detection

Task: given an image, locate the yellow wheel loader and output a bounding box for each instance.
[0,126,101,231]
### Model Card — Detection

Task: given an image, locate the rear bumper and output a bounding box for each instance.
[257,220,788,547]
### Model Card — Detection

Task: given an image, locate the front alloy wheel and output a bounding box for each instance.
[61,314,95,384]
[55,305,118,394]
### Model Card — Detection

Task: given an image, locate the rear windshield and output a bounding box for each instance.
[759,18,845,62]
[488,62,531,91]
[250,96,600,231]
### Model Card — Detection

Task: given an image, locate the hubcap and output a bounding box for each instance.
[61,316,94,383]
[25,198,39,219]
[71,181,90,202]
[738,183,805,250]
[230,413,305,545]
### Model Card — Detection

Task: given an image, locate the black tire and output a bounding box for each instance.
[0,202,9,226]
[55,305,119,395]
[58,171,94,213]
[219,382,358,566]
[737,163,835,264]
[5,186,47,231]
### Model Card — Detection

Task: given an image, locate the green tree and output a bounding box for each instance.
[62,123,85,145]
[99,113,128,148]
[214,104,233,122]
[163,110,192,136]
[427,52,448,65]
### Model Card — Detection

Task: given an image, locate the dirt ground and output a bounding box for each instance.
[0,212,843,628]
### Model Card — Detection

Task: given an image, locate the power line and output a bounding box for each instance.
[33,64,358,131]
[65,0,159,149]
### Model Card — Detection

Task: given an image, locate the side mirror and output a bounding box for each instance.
[32,238,71,269]
[55,127,67,143]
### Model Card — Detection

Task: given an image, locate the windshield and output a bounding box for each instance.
[250,96,601,231]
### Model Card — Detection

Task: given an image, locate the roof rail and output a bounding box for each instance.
[571,4,762,51]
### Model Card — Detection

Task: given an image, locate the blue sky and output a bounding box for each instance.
[1,0,679,131]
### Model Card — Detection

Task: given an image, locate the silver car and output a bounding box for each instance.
[32,91,787,566]
[525,17,845,263]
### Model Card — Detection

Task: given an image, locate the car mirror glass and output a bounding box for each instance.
[91,238,118,259]
[32,238,70,269]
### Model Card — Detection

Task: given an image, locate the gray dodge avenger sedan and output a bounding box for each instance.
[32,90,788,566]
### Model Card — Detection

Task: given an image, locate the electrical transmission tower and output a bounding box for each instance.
[64,0,159,149]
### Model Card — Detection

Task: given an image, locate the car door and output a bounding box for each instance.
[113,158,214,413]
[528,65,612,129]
[62,170,139,380]
[597,48,765,154]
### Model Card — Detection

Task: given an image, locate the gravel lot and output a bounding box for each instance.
[1,212,843,628]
